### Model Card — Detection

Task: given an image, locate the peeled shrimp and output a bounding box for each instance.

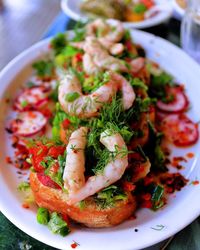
[111,72,135,110]
[58,71,118,118]
[82,53,100,75]
[58,71,135,117]
[71,19,125,56]
[86,19,125,44]
[63,127,88,192]
[84,37,128,72]
[63,128,128,205]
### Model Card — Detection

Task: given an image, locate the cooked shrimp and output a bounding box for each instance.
[111,72,135,110]
[86,19,125,43]
[63,127,88,192]
[84,37,128,72]
[59,70,135,117]
[58,71,118,118]
[109,43,124,55]
[65,129,128,205]
[83,53,100,75]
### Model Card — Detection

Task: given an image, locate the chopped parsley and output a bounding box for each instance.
[48,212,70,236]
[95,185,127,209]
[32,60,54,78]
[50,33,67,55]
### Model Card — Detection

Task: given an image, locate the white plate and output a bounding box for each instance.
[61,0,173,29]
[1,30,200,250]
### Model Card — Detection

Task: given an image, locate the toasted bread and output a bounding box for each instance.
[30,172,136,228]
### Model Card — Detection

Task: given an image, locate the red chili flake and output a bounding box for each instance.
[62,119,70,129]
[141,200,152,208]
[6,156,12,164]
[62,214,69,224]
[75,53,83,62]
[191,180,199,185]
[41,108,52,118]
[71,241,79,249]
[173,156,187,162]
[160,173,188,193]
[29,112,37,118]
[186,152,194,159]
[123,181,136,192]
[129,215,137,220]
[22,203,29,209]
[143,176,154,186]
[141,193,151,201]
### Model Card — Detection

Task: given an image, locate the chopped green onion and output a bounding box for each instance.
[21,100,28,108]
[17,181,30,191]
[37,207,50,225]
[48,212,70,236]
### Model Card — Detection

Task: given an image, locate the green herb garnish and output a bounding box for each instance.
[32,60,54,78]
[37,207,50,225]
[17,181,30,191]
[151,185,164,210]
[48,212,70,236]
[95,185,127,209]
[21,100,28,108]
[133,3,147,14]
[50,33,67,55]
[65,92,80,102]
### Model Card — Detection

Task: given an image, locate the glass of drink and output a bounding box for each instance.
[181,0,200,63]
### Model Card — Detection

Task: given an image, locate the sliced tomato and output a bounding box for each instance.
[15,86,50,111]
[29,145,49,172]
[37,172,61,189]
[48,145,65,158]
[162,114,199,147]
[156,86,189,113]
[10,111,47,137]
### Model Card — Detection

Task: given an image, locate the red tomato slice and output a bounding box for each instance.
[48,145,65,158]
[156,86,189,113]
[162,114,199,146]
[37,172,61,189]
[29,145,49,172]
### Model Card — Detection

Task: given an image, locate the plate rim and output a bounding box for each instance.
[1,29,200,250]
[61,0,173,29]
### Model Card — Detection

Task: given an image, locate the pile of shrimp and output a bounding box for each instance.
[57,19,151,205]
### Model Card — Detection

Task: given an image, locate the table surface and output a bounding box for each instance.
[1,11,200,250]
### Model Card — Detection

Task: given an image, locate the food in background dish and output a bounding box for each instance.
[6,19,198,236]
[176,0,186,9]
[80,0,156,22]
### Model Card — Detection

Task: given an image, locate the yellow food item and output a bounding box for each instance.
[124,8,145,22]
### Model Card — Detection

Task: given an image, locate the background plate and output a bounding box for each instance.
[61,0,173,29]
